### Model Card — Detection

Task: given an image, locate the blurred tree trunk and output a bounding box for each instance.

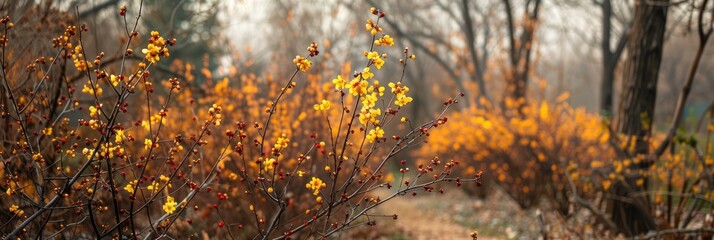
[460,0,491,103]
[598,0,629,116]
[501,0,541,111]
[610,0,669,236]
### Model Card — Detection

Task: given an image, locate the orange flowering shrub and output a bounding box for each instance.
[0,5,481,239]
[423,94,613,209]
[423,93,714,237]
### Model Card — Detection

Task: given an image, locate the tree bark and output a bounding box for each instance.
[610,0,669,236]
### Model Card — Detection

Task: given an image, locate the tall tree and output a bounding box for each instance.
[366,0,495,106]
[610,0,670,236]
[502,0,542,109]
[596,0,630,116]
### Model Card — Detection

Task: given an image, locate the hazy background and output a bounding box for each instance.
[61,0,713,126]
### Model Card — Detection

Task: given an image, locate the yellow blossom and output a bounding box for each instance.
[82,80,103,96]
[72,45,92,71]
[306,177,327,195]
[160,175,170,182]
[109,74,120,86]
[147,181,160,193]
[388,82,412,107]
[163,196,177,214]
[361,67,374,80]
[366,126,385,143]
[373,80,385,96]
[348,78,370,96]
[293,55,312,72]
[114,129,126,144]
[142,31,170,63]
[375,35,395,46]
[274,133,290,150]
[332,75,346,90]
[362,92,378,108]
[264,158,276,172]
[228,173,239,180]
[358,107,381,126]
[9,205,24,216]
[313,99,331,111]
[42,127,53,136]
[373,58,384,69]
[144,139,154,150]
[32,153,44,163]
[89,106,101,118]
[395,95,413,107]
[124,180,138,194]
[366,51,384,69]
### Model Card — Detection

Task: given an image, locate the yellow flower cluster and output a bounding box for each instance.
[42,127,53,136]
[163,196,177,214]
[109,74,120,87]
[82,80,103,96]
[32,153,44,163]
[358,107,381,126]
[306,177,327,195]
[147,181,160,193]
[374,35,394,46]
[347,67,379,97]
[160,174,170,183]
[100,143,125,159]
[9,205,24,216]
[142,31,170,63]
[365,19,382,35]
[366,51,384,69]
[293,55,312,72]
[366,126,384,143]
[313,99,331,111]
[208,104,223,126]
[332,75,346,90]
[264,158,277,172]
[274,133,290,150]
[388,82,413,107]
[89,106,101,118]
[124,180,138,194]
[144,139,154,150]
[360,80,385,109]
[141,114,167,130]
[72,45,92,71]
[114,129,126,144]
[348,77,370,96]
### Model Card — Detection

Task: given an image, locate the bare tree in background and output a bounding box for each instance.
[368,0,544,109]
[366,0,494,106]
[501,0,542,110]
[596,0,631,116]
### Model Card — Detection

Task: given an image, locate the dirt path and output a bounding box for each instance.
[373,191,477,239]
[370,187,534,240]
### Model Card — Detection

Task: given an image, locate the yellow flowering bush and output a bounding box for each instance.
[0,4,480,239]
[423,93,714,237]
[423,95,612,209]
